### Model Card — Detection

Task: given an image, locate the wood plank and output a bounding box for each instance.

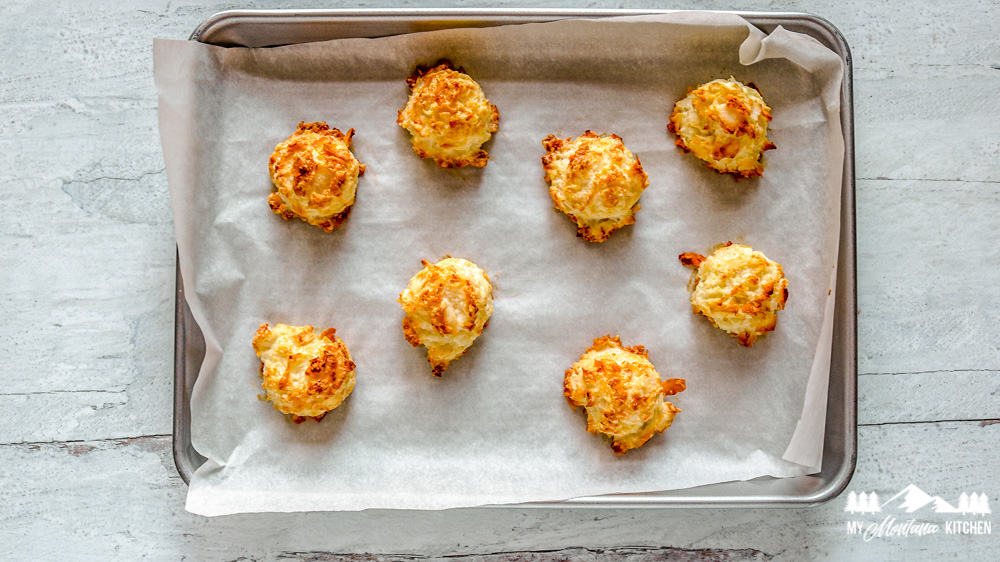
[859,370,1000,425]
[0,422,996,559]
[854,71,1000,182]
[857,179,1000,374]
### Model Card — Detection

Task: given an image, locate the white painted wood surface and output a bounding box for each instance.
[1,0,997,559]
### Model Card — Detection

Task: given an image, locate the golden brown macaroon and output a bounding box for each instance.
[564,335,686,455]
[679,242,789,346]
[398,256,494,375]
[252,322,356,422]
[541,131,649,242]
[668,77,775,178]
[396,62,499,168]
[268,121,365,232]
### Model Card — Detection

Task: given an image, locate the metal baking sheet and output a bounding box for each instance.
[172,9,856,507]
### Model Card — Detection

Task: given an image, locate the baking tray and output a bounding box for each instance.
[173,9,856,507]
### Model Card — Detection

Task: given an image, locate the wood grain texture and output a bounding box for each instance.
[1,0,998,559]
[857,179,1000,374]
[0,423,996,559]
[859,370,999,425]
[275,548,773,560]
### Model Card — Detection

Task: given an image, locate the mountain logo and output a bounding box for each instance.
[846,484,992,515]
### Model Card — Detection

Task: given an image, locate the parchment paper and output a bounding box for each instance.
[154,12,845,515]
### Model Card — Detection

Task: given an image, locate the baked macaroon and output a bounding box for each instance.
[679,242,789,346]
[396,62,499,168]
[668,77,775,178]
[252,322,356,422]
[564,335,686,455]
[541,131,649,242]
[268,121,365,232]
[398,256,494,375]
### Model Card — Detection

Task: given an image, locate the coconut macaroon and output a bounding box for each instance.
[396,62,499,168]
[398,257,494,375]
[564,335,686,455]
[251,323,357,423]
[268,121,365,232]
[541,131,649,242]
[668,77,775,178]
[679,242,789,346]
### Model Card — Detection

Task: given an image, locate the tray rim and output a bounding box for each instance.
[172,7,857,509]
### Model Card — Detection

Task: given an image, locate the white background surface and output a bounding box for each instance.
[1,0,998,559]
